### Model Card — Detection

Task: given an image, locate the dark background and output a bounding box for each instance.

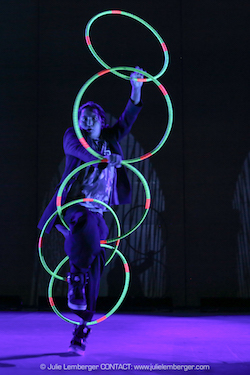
[0,0,249,308]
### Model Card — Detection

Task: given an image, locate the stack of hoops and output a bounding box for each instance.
[38,10,173,327]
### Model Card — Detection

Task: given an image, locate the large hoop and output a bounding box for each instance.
[55,160,151,245]
[73,67,173,164]
[38,197,121,280]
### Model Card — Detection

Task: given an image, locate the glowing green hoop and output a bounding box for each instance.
[85,10,169,82]
[55,159,151,245]
[48,246,130,326]
[73,66,173,163]
[38,196,121,280]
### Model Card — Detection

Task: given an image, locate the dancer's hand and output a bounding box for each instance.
[106,154,122,168]
[130,66,144,105]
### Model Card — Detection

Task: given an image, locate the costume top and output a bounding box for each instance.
[38,99,142,234]
[66,138,116,214]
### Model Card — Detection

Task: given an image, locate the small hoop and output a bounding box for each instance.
[47,247,130,326]
[85,10,169,82]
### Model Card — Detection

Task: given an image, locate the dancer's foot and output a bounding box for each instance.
[67,273,87,310]
[68,322,91,355]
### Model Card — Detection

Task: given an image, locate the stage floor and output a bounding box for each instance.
[0,311,250,374]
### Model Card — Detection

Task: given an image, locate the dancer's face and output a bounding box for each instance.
[79,108,102,139]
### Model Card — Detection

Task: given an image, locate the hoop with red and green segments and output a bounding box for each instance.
[73,66,173,164]
[47,246,130,326]
[38,196,121,281]
[55,159,151,248]
[85,10,169,82]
